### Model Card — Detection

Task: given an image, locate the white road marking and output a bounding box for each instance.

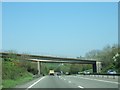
[78,77,119,84]
[78,85,84,88]
[68,81,71,83]
[26,77,45,89]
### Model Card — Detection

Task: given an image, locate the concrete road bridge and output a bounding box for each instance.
[0,52,102,75]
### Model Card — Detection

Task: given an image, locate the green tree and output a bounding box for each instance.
[69,64,80,74]
[85,44,119,73]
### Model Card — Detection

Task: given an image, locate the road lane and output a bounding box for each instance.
[61,75,119,88]
[29,76,77,88]
[16,75,119,89]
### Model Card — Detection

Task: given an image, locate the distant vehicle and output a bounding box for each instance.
[65,72,70,75]
[78,72,84,74]
[107,70,116,74]
[49,70,54,75]
[55,72,61,76]
[83,71,90,75]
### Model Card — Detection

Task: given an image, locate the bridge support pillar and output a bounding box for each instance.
[37,61,41,75]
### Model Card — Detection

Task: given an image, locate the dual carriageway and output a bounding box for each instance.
[1,52,120,89]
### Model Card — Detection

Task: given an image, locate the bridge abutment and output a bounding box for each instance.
[93,61,102,74]
[96,61,102,73]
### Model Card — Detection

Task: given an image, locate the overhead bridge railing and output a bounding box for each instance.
[79,74,120,79]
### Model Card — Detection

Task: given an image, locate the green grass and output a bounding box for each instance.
[2,75,33,88]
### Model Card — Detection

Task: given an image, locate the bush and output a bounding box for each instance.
[2,61,29,80]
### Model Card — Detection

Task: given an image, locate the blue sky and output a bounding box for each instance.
[2,2,118,57]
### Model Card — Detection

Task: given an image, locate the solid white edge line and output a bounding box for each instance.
[26,77,45,89]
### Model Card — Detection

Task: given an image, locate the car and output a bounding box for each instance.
[107,70,116,74]
[83,71,90,75]
[55,72,61,76]
[78,72,84,74]
[65,72,70,75]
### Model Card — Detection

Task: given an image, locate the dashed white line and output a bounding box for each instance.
[62,77,84,88]
[26,77,45,90]
[78,85,84,88]
[68,81,71,83]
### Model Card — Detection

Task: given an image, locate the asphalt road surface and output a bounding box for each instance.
[16,75,119,89]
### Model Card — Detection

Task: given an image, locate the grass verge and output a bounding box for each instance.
[2,74,33,88]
